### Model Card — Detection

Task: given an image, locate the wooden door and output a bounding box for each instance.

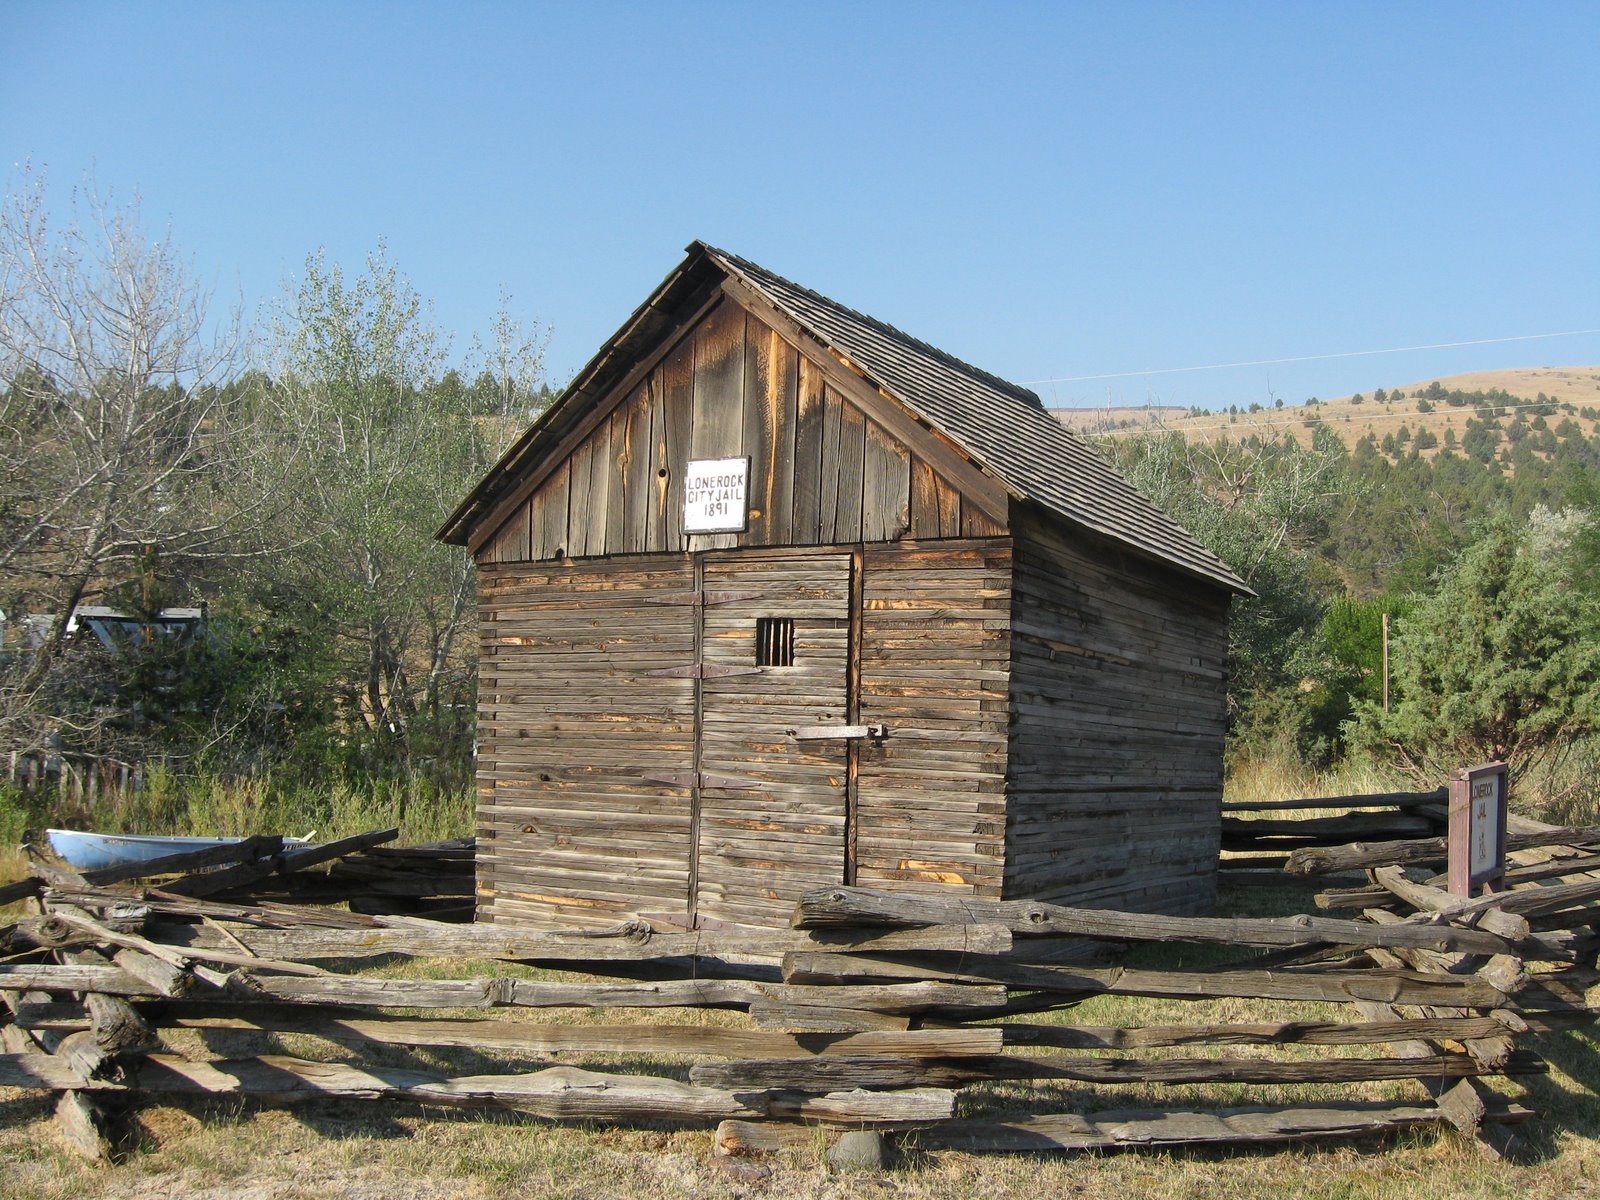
[693,554,854,926]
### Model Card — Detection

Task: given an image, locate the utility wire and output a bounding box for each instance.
[1022,328,1600,386]
[1066,391,1600,439]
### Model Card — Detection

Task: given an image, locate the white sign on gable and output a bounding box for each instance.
[683,457,750,533]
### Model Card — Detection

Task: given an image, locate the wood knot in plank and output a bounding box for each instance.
[32,916,75,946]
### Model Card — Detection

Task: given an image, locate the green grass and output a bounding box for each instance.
[0,770,469,864]
[0,769,471,921]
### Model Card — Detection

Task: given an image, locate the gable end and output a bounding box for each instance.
[474,295,1009,563]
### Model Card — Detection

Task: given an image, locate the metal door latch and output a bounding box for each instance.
[787,723,888,742]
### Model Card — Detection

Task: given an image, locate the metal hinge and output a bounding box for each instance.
[643,663,765,679]
[642,589,761,607]
[787,724,888,741]
[637,769,765,790]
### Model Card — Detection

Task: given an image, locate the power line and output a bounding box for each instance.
[1066,390,1598,439]
[1022,328,1600,386]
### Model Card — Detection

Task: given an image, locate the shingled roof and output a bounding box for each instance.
[698,244,1248,595]
[441,242,1250,596]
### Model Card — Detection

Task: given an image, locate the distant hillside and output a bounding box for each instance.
[1051,404,1189,433]
[1052,366,1600,456]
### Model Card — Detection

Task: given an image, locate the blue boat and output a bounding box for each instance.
[44,829,309,872]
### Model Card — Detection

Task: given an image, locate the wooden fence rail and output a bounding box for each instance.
[3,818,1598,1167]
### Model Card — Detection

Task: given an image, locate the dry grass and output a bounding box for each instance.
[5,893,1599,1198]
[4,772,1600,1196]
[1223,758,1411,808]
[5,1036,1598,1200]
[1060,365,1600,462]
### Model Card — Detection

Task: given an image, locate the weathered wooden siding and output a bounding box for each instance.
[477,299,996,563]
[856,543,1013,899]
[477,521,1228,925]
[1004,508,1231,914]
[477,541,1019,929]
[475,557,698,927]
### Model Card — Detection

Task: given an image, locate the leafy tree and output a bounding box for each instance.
[1350,507,1600,798]
[1306,594,1414,744]
[264,245,542,779]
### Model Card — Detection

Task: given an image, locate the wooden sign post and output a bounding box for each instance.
[1447,762,1507,897]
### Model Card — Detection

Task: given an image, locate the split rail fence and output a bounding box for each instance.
[1,815,1597,1164]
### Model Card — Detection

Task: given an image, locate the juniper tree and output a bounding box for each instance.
[1352,506,1600,800]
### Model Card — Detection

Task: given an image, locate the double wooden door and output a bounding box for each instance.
[482,551,853,929]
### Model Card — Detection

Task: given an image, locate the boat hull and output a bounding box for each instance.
[44,829,301,872]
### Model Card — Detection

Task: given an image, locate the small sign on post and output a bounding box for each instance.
[1447,761,1507,897]
[683,457,750,534]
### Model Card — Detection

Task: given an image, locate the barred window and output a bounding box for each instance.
[755,617,796,667]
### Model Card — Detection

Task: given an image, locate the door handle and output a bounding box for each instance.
[787,723,887,741]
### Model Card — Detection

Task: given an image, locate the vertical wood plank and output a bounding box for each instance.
[936,475,963,539]
[689,299,747,551]
[741,312,796,547]
[625,381,656,552]
[541,459,570,558]
[741,311,771,546]
[962,503,1005,538]
[660,338,695,549]
[792,357,826,545]
[767,332,798,546]
[646,371,669,552]
[528,484,549,560]
[586,416,613,557]
[565,438,593,557]
[909,457,941,540]
[818,385,843,543]
[862,421,910,543]
[603,410,629,553]
[834,395,867,542]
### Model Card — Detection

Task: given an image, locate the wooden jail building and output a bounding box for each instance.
[438,243,1251,929]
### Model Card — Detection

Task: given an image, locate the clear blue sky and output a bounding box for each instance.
[4,2,1597,410]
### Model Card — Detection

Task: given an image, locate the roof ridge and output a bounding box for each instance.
[698,242,1044,411]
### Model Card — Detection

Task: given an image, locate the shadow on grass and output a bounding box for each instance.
[0,1089,53,1127]
[894,1124,1447,1170]
[1506,1025,1600,1162]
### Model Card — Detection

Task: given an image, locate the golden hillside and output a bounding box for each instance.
[1051,366,1600,449]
